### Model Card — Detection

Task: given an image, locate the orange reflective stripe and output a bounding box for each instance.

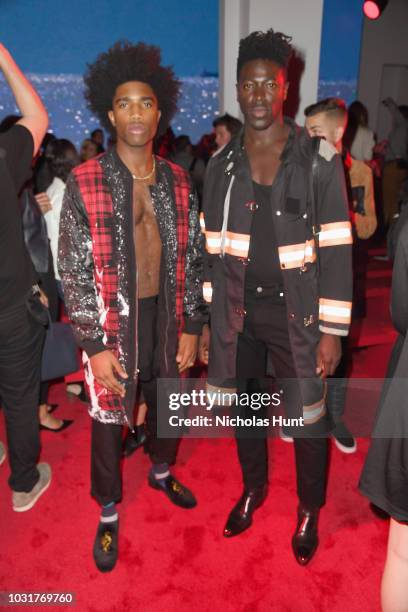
[205,231,221,254]
[199,213,206,234]
[319,221,352,247]
[319,298,352,323]
[278,240,316,269]
[224,231,250,257]
[203,282,213,303]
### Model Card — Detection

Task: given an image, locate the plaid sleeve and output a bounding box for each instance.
[58,174,105,357]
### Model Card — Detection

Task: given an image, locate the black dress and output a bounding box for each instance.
[359,222,408,521]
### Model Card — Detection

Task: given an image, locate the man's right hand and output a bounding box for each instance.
[89,350,128,397]
[198,324,210,365]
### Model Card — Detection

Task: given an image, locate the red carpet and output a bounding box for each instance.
[0,250,393,612]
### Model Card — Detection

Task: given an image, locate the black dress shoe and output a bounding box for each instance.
[122,426,147,458]
[223,485,268,538]
[292,505,319,566]
[40,419,73,433]
[148,473,197,509]
[93,519,119,572]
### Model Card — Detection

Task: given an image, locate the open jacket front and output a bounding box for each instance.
[58,150,207,426]
[202,121,353,420]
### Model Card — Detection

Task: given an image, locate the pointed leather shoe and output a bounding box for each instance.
[292,505,319,566]
[223,485,268,538]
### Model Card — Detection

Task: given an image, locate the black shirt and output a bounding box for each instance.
[245,181,283,289]
[0,125,36,312]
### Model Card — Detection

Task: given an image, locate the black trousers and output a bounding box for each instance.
[235,288,328,509]
[0,301,45,491]
[91,296,180,505]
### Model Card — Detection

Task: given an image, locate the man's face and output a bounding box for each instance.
[236,59,288,130]
[80,139,98,161]
[305,111,343,148]
[108,81,161,148]
[214,124,231,149]
[92,130,104,146]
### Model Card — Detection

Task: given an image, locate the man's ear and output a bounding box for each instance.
[236,82,239,103]
[335,125,345,144]
[157,109,162,127]
[108,110,115,128]
[284,81,289,101]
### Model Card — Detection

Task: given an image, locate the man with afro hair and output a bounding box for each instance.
[58,41,207,572]
[200,29,353,564]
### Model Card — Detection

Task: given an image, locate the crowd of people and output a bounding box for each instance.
[1,27,408,610]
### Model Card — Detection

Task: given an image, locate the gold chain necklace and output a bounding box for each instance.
[131,157,156,181]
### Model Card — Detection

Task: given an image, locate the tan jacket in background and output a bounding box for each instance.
[349,158,377,239]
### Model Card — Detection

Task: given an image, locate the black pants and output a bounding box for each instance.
[235,288,328,509]
[91,296,179,505]
[0,302,45,491]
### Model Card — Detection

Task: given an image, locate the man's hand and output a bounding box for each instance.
[176,333,199,373]
[198,324,210,365]
[316,333,341,377]
[35,192,52,215]
[89,350,128,397]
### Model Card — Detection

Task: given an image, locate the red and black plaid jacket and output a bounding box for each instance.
[59,150,206,425]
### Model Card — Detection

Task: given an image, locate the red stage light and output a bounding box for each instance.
[363,0,389,20]
[363,2,380,19]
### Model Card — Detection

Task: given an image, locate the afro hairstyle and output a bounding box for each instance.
[237,28,293,80]
[84,40,180,137]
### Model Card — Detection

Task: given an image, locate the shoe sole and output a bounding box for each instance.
[334,438,357,454]
[13,473,52,512]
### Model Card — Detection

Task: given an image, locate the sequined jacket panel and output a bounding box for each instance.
[58,150,206,425]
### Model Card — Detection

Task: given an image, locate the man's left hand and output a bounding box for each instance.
[176,333,199,373]
[316,333,341,377]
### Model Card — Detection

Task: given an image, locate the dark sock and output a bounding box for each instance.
[150,462,170,482]
[101,502,118,523]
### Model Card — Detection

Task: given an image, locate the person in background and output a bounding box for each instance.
[382,97,408,227]
[0,43,50,511]
[91,128,105,152]
[212,113,243,152]
[304,97,377,454]
[343,100,375,162]
[80,137,99,162]
[170,134,206,200]
[359,218,408,612]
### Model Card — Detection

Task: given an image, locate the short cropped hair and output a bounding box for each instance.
[84,40,180,136]
[304,97,347,123]
[212,113,243,136]
[237,28,293,80]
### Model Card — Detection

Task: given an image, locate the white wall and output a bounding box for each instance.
[358,0,408,139]
[219,0,324,124]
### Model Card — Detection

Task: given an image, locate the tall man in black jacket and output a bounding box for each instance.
[200,29,353,565]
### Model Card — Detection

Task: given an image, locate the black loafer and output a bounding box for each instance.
[122,427,147,458]
[223,485,268,538]
[93,519,119,572]
[148,474,197,509]
[292,505,319,566]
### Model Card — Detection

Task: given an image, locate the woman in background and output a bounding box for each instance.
[344,100,375,161]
